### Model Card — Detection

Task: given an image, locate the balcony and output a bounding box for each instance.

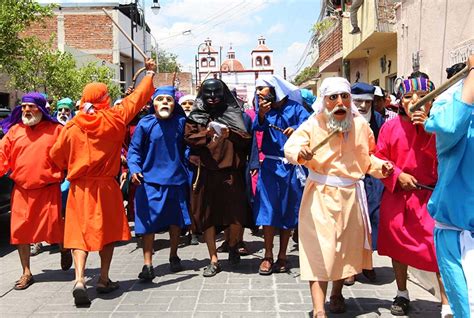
[343,0,399,59]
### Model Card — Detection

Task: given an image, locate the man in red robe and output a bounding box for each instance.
[375,77,450,316]
[0,93,64,290]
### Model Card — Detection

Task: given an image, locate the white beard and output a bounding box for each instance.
[157,108,171,119]
[324,106,353,132]
[22,111,43,126]
[361,110,372,123]
[57,113,71,125]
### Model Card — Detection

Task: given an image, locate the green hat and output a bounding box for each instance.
[57,97,74,110]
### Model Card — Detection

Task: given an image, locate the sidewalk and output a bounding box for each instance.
[0,227,440,317]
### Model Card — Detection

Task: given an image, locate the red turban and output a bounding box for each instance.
[80,83,111,111]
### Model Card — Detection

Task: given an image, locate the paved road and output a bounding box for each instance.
[0,222,440,317]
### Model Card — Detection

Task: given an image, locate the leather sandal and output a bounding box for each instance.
[258,257,274,275]
[14,274,34,290]
[96,278,120,294]
[72,281,91,306]
[274,258,289,273]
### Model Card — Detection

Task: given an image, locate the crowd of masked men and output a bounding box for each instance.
[0,56,473,318]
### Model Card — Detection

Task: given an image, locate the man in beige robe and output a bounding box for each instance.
[284,77,393,317]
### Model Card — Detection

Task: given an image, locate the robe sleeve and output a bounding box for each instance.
[113,76,155,125]
[184,121,210,149]
[284,119,312,165]
[49,126,69,172]
[291,106,310,130]
[0,129,12,176]
[248,131,260,171]
[127,122,146,175]
[424,90,473,155]
[227,129,252,150]
[253,114,270,132]
[365,124,387,179]
[374,123,401,192]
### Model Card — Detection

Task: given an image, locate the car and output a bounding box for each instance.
[0,107,12,215]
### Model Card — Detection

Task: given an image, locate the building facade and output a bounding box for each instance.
[196,37,274,103]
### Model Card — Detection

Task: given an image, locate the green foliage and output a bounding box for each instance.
[0,0,55,70]
[311,18,336,35]
[293,66,318,86]
[153,48,181,73]
[76,63,122,102]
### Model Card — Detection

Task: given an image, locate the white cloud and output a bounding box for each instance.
[273,41,308,79]
[267,23,285,35]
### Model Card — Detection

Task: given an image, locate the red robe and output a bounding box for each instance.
[375,116,438,272]
[0,121,63,244]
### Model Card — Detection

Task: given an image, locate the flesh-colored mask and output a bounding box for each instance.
[181,100,194,116]
[21,103,43,126]
[353,99,372,122]
[153,94,175,119]
[323,93,353,132]
[401,90,432,119]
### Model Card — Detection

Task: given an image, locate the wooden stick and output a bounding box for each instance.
[102,8,147,60]
[409,65,469,113]
[312,128,342,153]
[269,124,285,133]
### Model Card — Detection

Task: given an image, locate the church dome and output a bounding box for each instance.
[221,59,245,71]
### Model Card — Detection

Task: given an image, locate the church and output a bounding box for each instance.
[196,36,274,104]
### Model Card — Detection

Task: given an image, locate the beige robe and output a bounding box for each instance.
[284,113,386,281]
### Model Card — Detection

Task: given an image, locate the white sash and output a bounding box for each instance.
[307,170,372,250]
[265,155,306,187]
[435,221,474,314]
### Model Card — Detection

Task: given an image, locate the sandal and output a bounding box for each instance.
[258,257,274,275]
[274,258,289,273]
[72,281,91,306]
[343,275,355,286]
[329,294,346,314]
[60,249,73,271]
[203,262,221,277]
[14,274,35,290]
[216,241,229,253]
[237,241,249,256]
[313,311,327,318]
[96,278,120,294]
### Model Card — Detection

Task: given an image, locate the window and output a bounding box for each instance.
[264,56,271,66]
[201,58,208,67]
[209,58,216,67]
[256,56,262,66]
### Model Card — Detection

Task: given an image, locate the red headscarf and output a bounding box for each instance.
[80,83,111,111]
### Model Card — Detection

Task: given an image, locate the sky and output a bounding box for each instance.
[42,0,321,80]
[144,0,320,79]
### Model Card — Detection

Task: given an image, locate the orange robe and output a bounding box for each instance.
[0,121,64,244]
[49,77,155,251]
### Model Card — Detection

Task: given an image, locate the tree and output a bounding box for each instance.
[152,48,181,73]
[293,66,318,86]
[0,0,55,71]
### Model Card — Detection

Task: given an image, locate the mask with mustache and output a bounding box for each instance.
[22,110,43,126]
[153,94,175,119]
[324,105,353,132]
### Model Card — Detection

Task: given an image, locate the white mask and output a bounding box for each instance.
[153,95,175,119]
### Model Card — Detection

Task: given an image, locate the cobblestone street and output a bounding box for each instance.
[0,220,440,317]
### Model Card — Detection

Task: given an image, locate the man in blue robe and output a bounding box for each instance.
[423,55,474,318]
[253,75,310,275]
[127,86,191,281]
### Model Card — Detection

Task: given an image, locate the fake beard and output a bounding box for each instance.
[360,109,372,123]
[57,113,72,125]
[324,105,353,132]
[22,111,43,126]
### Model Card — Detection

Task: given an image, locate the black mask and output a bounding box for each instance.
[201,79,225,107]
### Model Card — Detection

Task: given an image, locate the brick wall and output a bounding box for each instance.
[64,15,112,50]
[24,17,58,47]
[317,22,342,66]
[154,72,193,94]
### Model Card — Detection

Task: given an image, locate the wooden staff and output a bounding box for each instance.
[409,64,469,113]
[269,124,285,133]
[102,8,147,60]
[312,128,342,154]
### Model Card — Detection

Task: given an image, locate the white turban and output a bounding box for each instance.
[178,94,196,105]
[255,74,303,104]
[311,77,359,116]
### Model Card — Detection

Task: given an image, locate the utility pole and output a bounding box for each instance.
[283,67,287,80]
[130,0,136,76]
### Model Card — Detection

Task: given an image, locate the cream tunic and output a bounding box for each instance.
[284,113,386,281]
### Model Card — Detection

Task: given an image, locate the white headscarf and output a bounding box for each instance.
[178,94,196,105]
[255,74,303,104]
[311,77,360,116]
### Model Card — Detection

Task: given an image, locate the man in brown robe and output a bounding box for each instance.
[185,78,252,277]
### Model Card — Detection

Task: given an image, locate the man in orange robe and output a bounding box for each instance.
[50,59,156,306]
[0,92,64,290]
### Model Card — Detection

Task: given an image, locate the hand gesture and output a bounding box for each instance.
[220,127,229,139]
[382,162,394,177]
[145,58,157,73]
[298,145,313,161]
[131,172,144,185]
[283,127,295,137]
[397,172,418,191]
[258,101,271,120]
[125,86,134,96]
[206,127,216,138]
[411,110,428,126]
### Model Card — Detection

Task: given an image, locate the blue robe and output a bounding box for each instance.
[425,86,474,318]
[127,114,191,234]
[253,99,310,229]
